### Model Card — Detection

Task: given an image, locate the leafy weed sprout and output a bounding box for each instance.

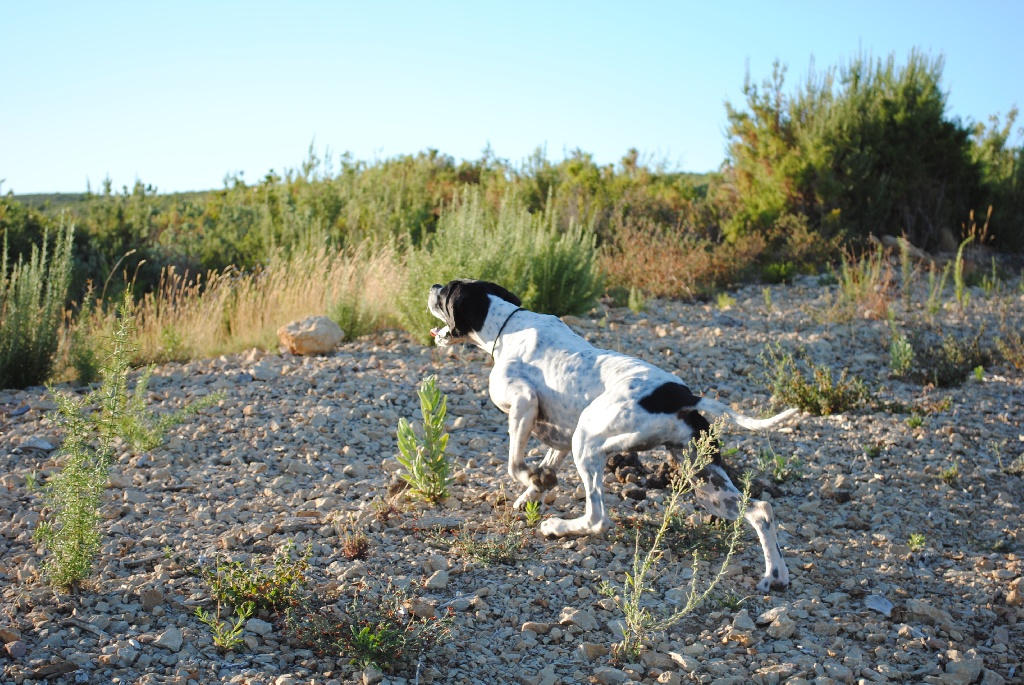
[627,286,647,314]
[889,326,915,377]
[434,508,527,565]
[609,419,748,661]
[905,414,925,429]
[523,500,542,527]
[396,375,453,503]
[762,287,772,313]
[940,462,960,485]
[195,601,254,652]
[36,293,221,589]
[285,583,452,672]
[760,342,868,416]
[907,533,926,552]
[755,446,803,483]
[716,291,736,309]
[193,541,310,612]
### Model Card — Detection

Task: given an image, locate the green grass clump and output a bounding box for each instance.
[36,294,222,589]
[0,221,74,389]
[397,189,603,342]
[906,330,989,387]
[192,541,310,612]
[760,343,869,416]
[396,376,453,503]
[286,584,452,672]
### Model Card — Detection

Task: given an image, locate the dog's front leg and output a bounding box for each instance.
[503,381,541,491]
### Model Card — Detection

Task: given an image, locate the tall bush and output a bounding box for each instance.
[398,189,603,342]
[0,220,74,389]
[725,51,981,250]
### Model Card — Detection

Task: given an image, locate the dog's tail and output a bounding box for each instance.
[696,397,798,431]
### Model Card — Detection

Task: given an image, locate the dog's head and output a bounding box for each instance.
[427,279,521,346]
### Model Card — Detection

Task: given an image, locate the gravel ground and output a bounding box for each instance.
[1,278,1023,685]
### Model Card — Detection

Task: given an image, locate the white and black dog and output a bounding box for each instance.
[428,279,797,592]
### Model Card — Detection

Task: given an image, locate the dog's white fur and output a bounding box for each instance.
[428,280,796,592]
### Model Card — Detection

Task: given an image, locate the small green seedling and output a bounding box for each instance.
[523,500,542,527]
[195,601,254,652]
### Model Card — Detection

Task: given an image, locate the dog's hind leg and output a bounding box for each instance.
[689,462,790,593]
[540,421,616,537]
[513,448,569,510]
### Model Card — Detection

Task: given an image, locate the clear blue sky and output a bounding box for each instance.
[2,1,1022,194]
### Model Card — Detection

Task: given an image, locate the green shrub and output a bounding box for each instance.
[760,343,869,416]
[192,542,310,612]
[396,376,453,503]
[397,189,602,342]
[907,330,989,387]
[0,221,74,389]
[36,294,222,589]
[725,51,980,250]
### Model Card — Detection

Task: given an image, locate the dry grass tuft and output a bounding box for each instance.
[69,243,399,367]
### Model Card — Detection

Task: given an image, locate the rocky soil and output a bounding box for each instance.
[1,278,1023,685]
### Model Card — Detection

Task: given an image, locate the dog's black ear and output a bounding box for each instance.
[481,282,521,307]
[441,279,521,337]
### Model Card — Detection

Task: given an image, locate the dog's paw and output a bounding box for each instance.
[528,466,558,491]
[513,486,540,510]
[539,518,567,537]
[756,572,790,593]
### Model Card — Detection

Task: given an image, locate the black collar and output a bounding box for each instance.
[490,308,524,358]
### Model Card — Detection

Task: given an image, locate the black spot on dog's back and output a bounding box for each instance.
[639,382,698,414]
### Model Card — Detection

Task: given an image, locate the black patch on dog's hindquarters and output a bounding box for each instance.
[638,382,698,414]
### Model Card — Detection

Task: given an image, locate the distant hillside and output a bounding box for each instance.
[13,190,212,211]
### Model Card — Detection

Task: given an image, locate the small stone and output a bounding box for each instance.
[906,598,954,626]
[0,628,21,642]
[757,606,787,625]
[245,618,273,636]
[942,658,984,685]
[669,653,700,672]
[154,626,183,652]
[5,640,26,658]
[577,642,609,661]
[277,316,344,355]
[362,665,384,685]
[424,569,449,590]
[559,606,599,632]
[766,613,796,639]
[621,483,647,500]
[406,598,438,619]
[864,594,893,617]
[140,588,164,611]
[981,669,1006,685]
[275,677,297,685]
[640,651,676,670]
[250,361,278,382]
[732,608,756,631]
[593,666,630,684]
[522,621,552,635]
[428,554,449,572]
[658,672,681,685]
[21,436,55,450]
